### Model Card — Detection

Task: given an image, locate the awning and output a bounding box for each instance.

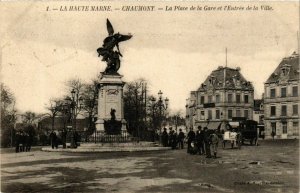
[197,122,222,130]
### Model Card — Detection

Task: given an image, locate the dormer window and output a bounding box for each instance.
[209,76,216,85]
[281,64,291,76]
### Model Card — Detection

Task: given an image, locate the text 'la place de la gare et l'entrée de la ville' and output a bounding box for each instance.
[51,5,273,12]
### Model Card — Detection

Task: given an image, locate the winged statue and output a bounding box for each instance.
[97,19,132,74]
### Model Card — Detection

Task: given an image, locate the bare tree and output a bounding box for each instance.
[124,78,149,137]
[45,98,63,131]
[82,79,98,134]
[65,78,85,130]
[22,111,37,124]
[1,84,17,147]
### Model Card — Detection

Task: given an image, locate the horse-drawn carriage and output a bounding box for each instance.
[220,119,258,149]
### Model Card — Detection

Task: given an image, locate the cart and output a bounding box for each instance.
[222,131,241,149]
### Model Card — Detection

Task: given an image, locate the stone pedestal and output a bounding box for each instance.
[95,73,127,133]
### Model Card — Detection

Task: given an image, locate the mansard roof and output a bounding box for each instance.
[197,66,254,91]
[265,52,299,84]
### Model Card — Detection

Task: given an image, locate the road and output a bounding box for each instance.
[1,139,299,193]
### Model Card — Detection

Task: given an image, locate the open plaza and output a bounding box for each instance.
[1,2,299,193]
[1,139,299,193]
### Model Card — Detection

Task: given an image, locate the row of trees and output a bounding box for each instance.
[1,77,184,147]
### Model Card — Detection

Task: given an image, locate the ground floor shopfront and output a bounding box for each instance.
[265,118,299,139]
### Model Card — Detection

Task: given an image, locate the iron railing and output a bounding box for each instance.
[81,130,139,143]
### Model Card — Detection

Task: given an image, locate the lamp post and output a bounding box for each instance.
[150,90,169,144]
[65,89,83,148]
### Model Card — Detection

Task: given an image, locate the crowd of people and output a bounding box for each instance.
[160,126,220,158]
[15,131,33,153]
[161,127,185,149]
[186,126,220,158]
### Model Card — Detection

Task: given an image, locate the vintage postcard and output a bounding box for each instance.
[1,1,299,193]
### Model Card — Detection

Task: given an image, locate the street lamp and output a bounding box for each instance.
[151,90,169,144]
[64,89,83,148]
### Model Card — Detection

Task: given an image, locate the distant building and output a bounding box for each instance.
[253,99,264,125]
[186,66,254,129]
[264,52,299,139]
[38,117,89,133]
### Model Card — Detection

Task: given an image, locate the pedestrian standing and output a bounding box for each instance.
[20,131,26,152]
[24,133,29,152]
[50,131,57,149]
[168,127,174,147]
[162,128,168,147]
[62,128,67,149]
[171,130,177,149]
[177,129,185,149]
[15,131,20,153]
[210,131,219,158]
[187,127,195,154]
[27,132,33,152]
[50,131,55,149]
[203,127,212,158]
[196,126,204,155]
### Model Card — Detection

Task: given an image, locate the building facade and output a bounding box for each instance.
[253,99,264,125]
[264,52,299,139]
[187,66,254,129]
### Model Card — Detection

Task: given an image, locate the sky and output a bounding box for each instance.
[1,1,299,114]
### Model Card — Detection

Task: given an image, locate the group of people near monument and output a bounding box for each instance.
[186,126,220,158]
[161,127,185,149]
[15,130,33,153]
[49,130,80,149]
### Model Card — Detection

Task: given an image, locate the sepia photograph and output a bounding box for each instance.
[0,1,299,192]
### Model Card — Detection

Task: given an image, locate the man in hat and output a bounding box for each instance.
[177,129,185,149]
[196,126,204,155]
[203,127,212,158]
[161,128,168,147]
[187,127,196,154]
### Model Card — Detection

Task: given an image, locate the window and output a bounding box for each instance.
[281,87,286,98]
[244,110,249,119]
[208,110,212,119]
[281,105,287,116]
[216,95,220,103]
[236,109,241,117]
[270,88,276,98]
[282,122,287,134]
[293,86,298,97]
[200,111,205,120]
[228,110,233,119]
[208,95,213,103]
[228,94,233,102]
[200,96,204,104]
[236,94,241,103]
[244,95,249,103]
[216,109,220,119]
[293,122,299,135]
[293,104,298,115]
[270,106,276,116]
[271,122,276,134]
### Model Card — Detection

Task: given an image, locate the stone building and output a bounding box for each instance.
[264,52,299,139]
[186,66,254,129]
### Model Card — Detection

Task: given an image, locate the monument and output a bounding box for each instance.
[95,19,132,135]
[42,19,171,151]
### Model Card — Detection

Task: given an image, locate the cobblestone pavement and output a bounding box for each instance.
[1,139,299,193]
